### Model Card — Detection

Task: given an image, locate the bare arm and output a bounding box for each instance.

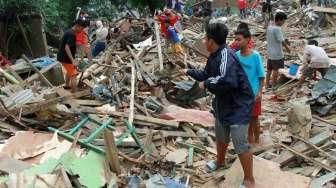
[65,44,75,64]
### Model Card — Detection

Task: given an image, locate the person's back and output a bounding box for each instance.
[266,25,284,60]
[57,29,76,64]
[304,45,330,68]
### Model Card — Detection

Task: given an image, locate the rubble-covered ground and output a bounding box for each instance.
[0,1,336,188]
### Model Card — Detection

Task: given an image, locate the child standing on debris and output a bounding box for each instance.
[300,40,330,83]
[265,12,290,89]
[57,19,86,92]
[235,28,265,145]
[181,19,255,188]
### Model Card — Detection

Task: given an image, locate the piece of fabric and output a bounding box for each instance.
[267,58,284,70]
[187,46,254,125]
[61,62,77,77]
[57,29,76,64]
[215,121,250,154]
[267,25,285,60]
[236,50,265,95]
[303,45,330,68]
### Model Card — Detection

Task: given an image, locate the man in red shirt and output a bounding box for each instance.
[237,0,247,19]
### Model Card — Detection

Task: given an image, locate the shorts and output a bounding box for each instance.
[215,121,250,154]
[302,66,328,78]
[61,63,77,77]
[252,100,262,117]
[267,59,284,70]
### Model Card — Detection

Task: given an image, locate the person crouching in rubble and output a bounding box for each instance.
[57,19,86,92]
[234,28,265,145]
[155,9,183,55]
[300,40,330,83]
[92,21,108,57]
[181,19,255,188]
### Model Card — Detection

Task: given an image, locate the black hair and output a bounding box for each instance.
[74,19,87,27]
[205,21,228,45]
[237,23,249,31]
[275,12,287,22]
[235,29,251,38]
[308,40,318,46]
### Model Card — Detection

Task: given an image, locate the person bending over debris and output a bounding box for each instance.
[235,28,265,145]
[181,19,255,188]
[300,40,330,83]
[265,12,290,89]
[92,21,108,57]
[57,19,86,92]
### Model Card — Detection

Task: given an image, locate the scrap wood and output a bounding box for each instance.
[291,135,336,160]
[154,21,164,70]
[313,6,336,14]
[104,130,121,175]
[77,106,179,128]
[273,131,332,165]
[313,115,336,127]
[278,142,335,172]
[22,55,54,88]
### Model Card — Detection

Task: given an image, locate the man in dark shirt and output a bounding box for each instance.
[181,19,255,188]
[57,19,86,92]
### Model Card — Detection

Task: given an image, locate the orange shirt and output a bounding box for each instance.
[76,30,88,45]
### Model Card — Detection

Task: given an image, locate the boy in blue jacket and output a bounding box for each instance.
[181,20,255,187]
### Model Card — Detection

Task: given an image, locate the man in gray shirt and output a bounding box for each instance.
[266,12,290,88]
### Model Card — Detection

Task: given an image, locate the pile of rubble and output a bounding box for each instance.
[0,4,336,188]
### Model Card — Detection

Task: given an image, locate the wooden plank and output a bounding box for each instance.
[313,6,336,14]
[154,21,164,70]
[128,63,136,125]
[104,130,121,175]
[78,107,179,128]
[74,100,106,106]
[278,143,335,172]
[273,131,331,165]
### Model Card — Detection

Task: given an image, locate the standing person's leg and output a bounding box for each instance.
[266,59,273,88]
[271,59,285,87]
[215,120,230,168]
[231,124,255,188]
[62,63,78,92]
[249,100,261,144]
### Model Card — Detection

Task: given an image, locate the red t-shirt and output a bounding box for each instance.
[237,0,247,9]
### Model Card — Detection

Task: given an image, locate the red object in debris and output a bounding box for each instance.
[269,95,287,102]
[160,105,215,128]
[0,53,10,67]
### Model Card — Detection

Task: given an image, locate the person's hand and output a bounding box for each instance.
[72,60,78,66]
[199,82,205,90]
[180,69,188,76]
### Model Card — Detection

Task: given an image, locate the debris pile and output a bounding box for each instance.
[0,3,336,188]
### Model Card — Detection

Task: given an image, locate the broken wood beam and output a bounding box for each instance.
[78,107,179,128]
[104,130,121,175]
[154,21,164,70]
[273,131,332,166]
[278,143,335,172]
